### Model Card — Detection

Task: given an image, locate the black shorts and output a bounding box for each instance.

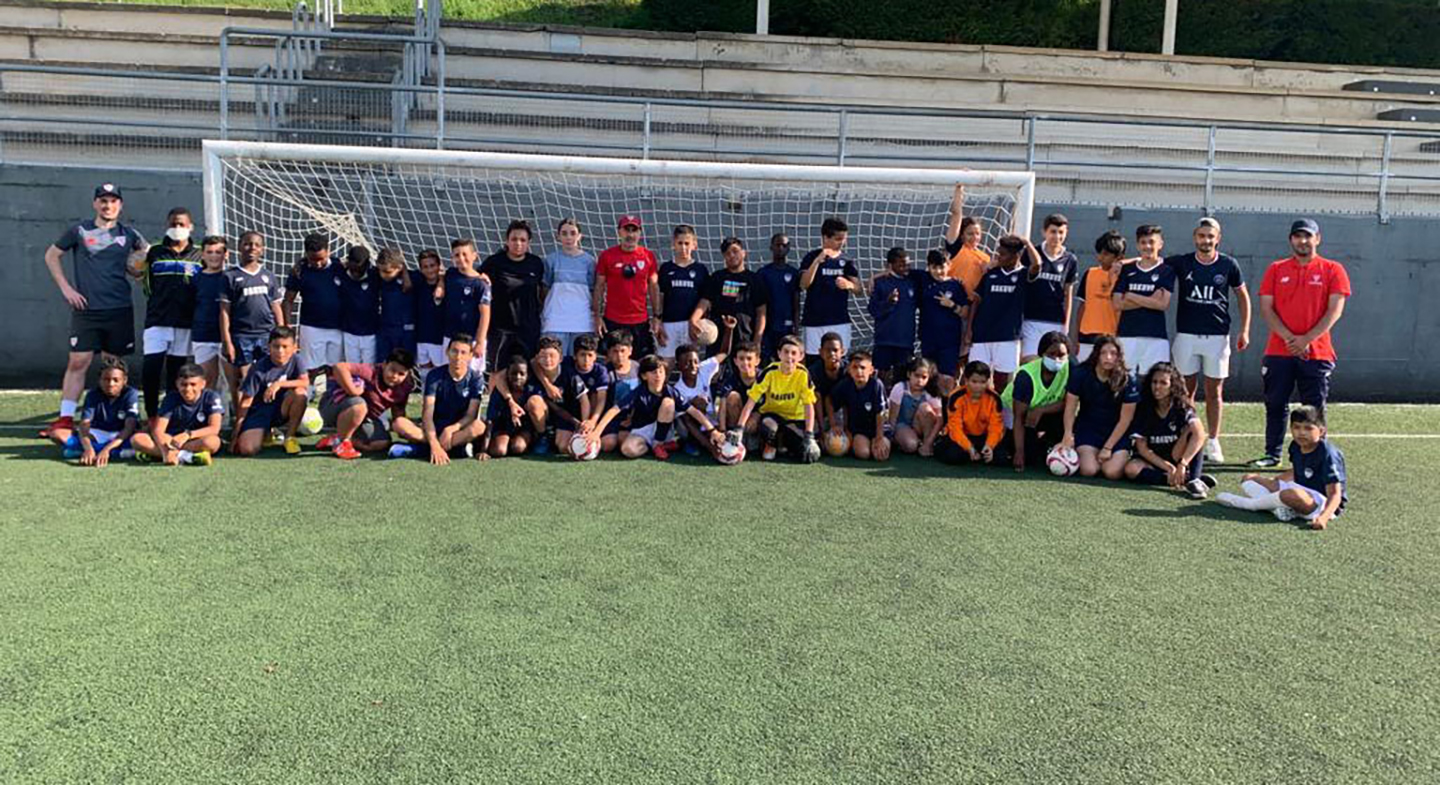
[70,308,135,355]
[604,318,656,359]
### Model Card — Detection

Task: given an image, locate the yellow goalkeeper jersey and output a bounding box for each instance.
[747,363,817,421]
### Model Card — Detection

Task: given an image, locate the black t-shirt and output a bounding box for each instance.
[143,241,203,329]
[1024,247,1078,324]
[1066,363,1139,433]
[701,268,769,345]
[1132,401,1198,455]
[659,261,709,323]
[480,252,546,340]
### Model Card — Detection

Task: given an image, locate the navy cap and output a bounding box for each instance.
[1289,218,1320,236]
[94,182,123,200]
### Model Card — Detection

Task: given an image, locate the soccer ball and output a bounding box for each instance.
[569,433,600,461]
[299,406,324,436]
[1047,445,1080,476]
[695,318,719,347]
[716,430,745,465]
[824,431,851,457]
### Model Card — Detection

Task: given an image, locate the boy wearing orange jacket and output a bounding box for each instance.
[936,360,1005,465]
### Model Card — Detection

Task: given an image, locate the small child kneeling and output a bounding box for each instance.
[935,361,1005,465]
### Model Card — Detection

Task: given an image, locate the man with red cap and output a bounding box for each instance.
[593,214,660,357]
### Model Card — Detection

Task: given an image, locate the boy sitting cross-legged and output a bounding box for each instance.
[50,356,140,466]
[132,363,223,466]
[231,326,309,457]
[414,333,487,465]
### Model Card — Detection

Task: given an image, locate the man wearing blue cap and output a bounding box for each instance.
[1251,218,1350,468]
[41,183,150,436]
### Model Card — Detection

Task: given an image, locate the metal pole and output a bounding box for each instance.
[1162,0,1178,55]
[1097,0,1112,52]
[756,0,769,35]
[1025,117,1036,171]
[1378,131,1393,224]
[1204,125,1216,215]
[642,102,652,160]
[219,34,230,139]
[837,109,849,166]
[436,40,446,149]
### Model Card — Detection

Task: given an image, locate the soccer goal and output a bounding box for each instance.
[202,140,1035,348]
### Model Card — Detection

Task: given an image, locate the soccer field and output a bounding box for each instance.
[2,394,1435,783]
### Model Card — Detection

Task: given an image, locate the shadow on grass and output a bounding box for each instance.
[0,441,63,462]
[1124,503,1319,530]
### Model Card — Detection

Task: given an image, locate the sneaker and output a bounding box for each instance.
[1185,479,1209,500]
[532,436,551,456]
[463,442,475,459]
[316,435,340,451]
[134,450,153,464]
[39,415,73,438]
[652,440,678,461]
[334,439,361,460]
[388,443,416,460]
[762,444,777,461]
[1271,505,1296,523]
[190,450,213,467]
[683,440,701,457]
[1249,454,1282,469]
[283,437,302,455]
[1199,474,1218,489]
[1204,437,1225,463]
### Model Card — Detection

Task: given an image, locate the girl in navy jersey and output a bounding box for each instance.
[1060,335,1138,480]
[1124,362,1214,499]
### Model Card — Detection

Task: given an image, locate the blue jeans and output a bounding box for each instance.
[1262,355,1334,457]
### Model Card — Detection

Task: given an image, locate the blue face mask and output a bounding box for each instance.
[1042,356,1066,372]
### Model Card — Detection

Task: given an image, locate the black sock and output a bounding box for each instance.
[142,353,167,418]
[655,420,672,442]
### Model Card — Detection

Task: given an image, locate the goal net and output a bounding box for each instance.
[203,141,1034,349]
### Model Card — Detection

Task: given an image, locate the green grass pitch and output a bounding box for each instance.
[1,394,1436,783]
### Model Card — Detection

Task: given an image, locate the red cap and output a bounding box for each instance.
[617,214,643,229]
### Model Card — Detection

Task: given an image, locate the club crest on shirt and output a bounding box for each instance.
[1150,273,1159,282]
[261,274,270,284]
[863,402,873,411]
[1304,468,1314,478]
[1213,274,1226,285]
[1280,276,1291,284]
[784,274,793,283]
[333,277,342,286]
[463,285,473,296]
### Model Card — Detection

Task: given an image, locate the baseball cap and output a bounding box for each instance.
[1289,218,1320,236]
[94,183,123,200]
[617,214,642,229]
[1195,217,1221,231]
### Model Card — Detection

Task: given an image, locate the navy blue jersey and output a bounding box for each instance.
[621,382,677,429]
[807,357,848,408]
[1166,252,1244,336]
[829,375,886,436]
[423,365,484,426]
[868,272,920,349]
[1024,247,1078,324]
[222,265,281,337]
[191,270,227,343]
[659,261,708,322]
[412,274,445,345]
[486,381,536,423]
[80,385,140,432]
[1132,401,1198,452]
[1066,363,1139,434]
[158,389,224,435]
[339,269,382,336]
[239,354,306,400]
[756,262,800,336]
[1290,439,1348,509]
[712,361,758,401]
[605,364,643,412]
[971,265,1029,343]
[441,269,492,341]
[379,274,413,333]
[54,219,147,311]
[799,249,859,327]
[919,277,968,353]
[142,241,202,329]
[1116,261,1177,339]
[285,259,343,330]
[558,357,607,417]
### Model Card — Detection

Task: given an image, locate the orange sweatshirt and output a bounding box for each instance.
[944,390,1005,451]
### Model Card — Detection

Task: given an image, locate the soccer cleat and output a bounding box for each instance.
[39,415,73,438]
[190,450,213,467]
[1249,455,1282,469]
[683,440,701,457]
[134,450,153,464]
[283,437,302,455]
[652,440,678,461]
[316,435,339,451]
[388,443,416,460]
[762,444,778,461]
[333,439,361,460]
[1204,437,1225,463]
[1271,505,1297,523]
[1185,479,1210,500]
[1199,474,1218,489]
[532,436,551,456]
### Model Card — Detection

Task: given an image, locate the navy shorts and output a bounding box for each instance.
[923,344,962,378]
[375,328,416,363]
[1074,421,1122,451]
[872,345,912,379]
[232,332,269,366]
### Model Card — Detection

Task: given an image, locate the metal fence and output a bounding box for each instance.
[2,55,1439,221]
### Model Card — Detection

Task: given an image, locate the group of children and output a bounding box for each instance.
[46,193,1346,530]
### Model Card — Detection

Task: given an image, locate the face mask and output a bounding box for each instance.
[166,226,192,242]
[1042,356,1065,372]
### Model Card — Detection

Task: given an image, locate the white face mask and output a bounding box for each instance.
[1042,356,1066,372]
[166,226,192,243]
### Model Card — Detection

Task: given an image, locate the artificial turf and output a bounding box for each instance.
[1,395,1435,783]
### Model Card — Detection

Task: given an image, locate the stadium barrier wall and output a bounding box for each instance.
[2,164,1432,401]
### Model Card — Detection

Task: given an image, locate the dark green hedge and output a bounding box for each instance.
[640,0,1440,70]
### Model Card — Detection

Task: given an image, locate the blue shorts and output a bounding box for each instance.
[233,332,269,366]
[240,393,292,433]
[872,345,912,379]
[1074,421,1121,450]
[922,344,961,378]
[375,327,416,362]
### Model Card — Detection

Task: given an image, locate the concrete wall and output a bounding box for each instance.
[2,164,1431,400]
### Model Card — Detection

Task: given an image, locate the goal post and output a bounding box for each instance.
[202,140,1035,347]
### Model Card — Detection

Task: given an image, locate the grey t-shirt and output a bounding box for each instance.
[54,220,148,311]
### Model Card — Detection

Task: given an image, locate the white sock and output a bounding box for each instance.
[1219,491,1284,511]
[59,399,78,417]
[1241,480,1270,498]
[178,449,195,465]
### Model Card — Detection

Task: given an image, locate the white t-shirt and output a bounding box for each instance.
[673,357,721,414]
[542,248,597,333]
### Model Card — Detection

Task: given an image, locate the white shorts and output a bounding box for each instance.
[803,324,851,355]
[1277,481,1328,521]
[301,326,343,369]
[143,326,191,357]
[469,355,488,377]
[193,341,222,364]
[342,332,377,364]
[626,422,659,447]
[969,340,1020,374]
[1172,333,1232,379]
[416,342,446,367]
[657,321,691,359]
[1020,320,1064,358]
[89,428,120,446]
[1119,336,1171,377]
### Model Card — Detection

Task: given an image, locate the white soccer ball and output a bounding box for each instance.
[695,318,719,347]
[299,406,324,436]
[1047,445,1080,476]
[716,434,745,466]
[569,433,600,461]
